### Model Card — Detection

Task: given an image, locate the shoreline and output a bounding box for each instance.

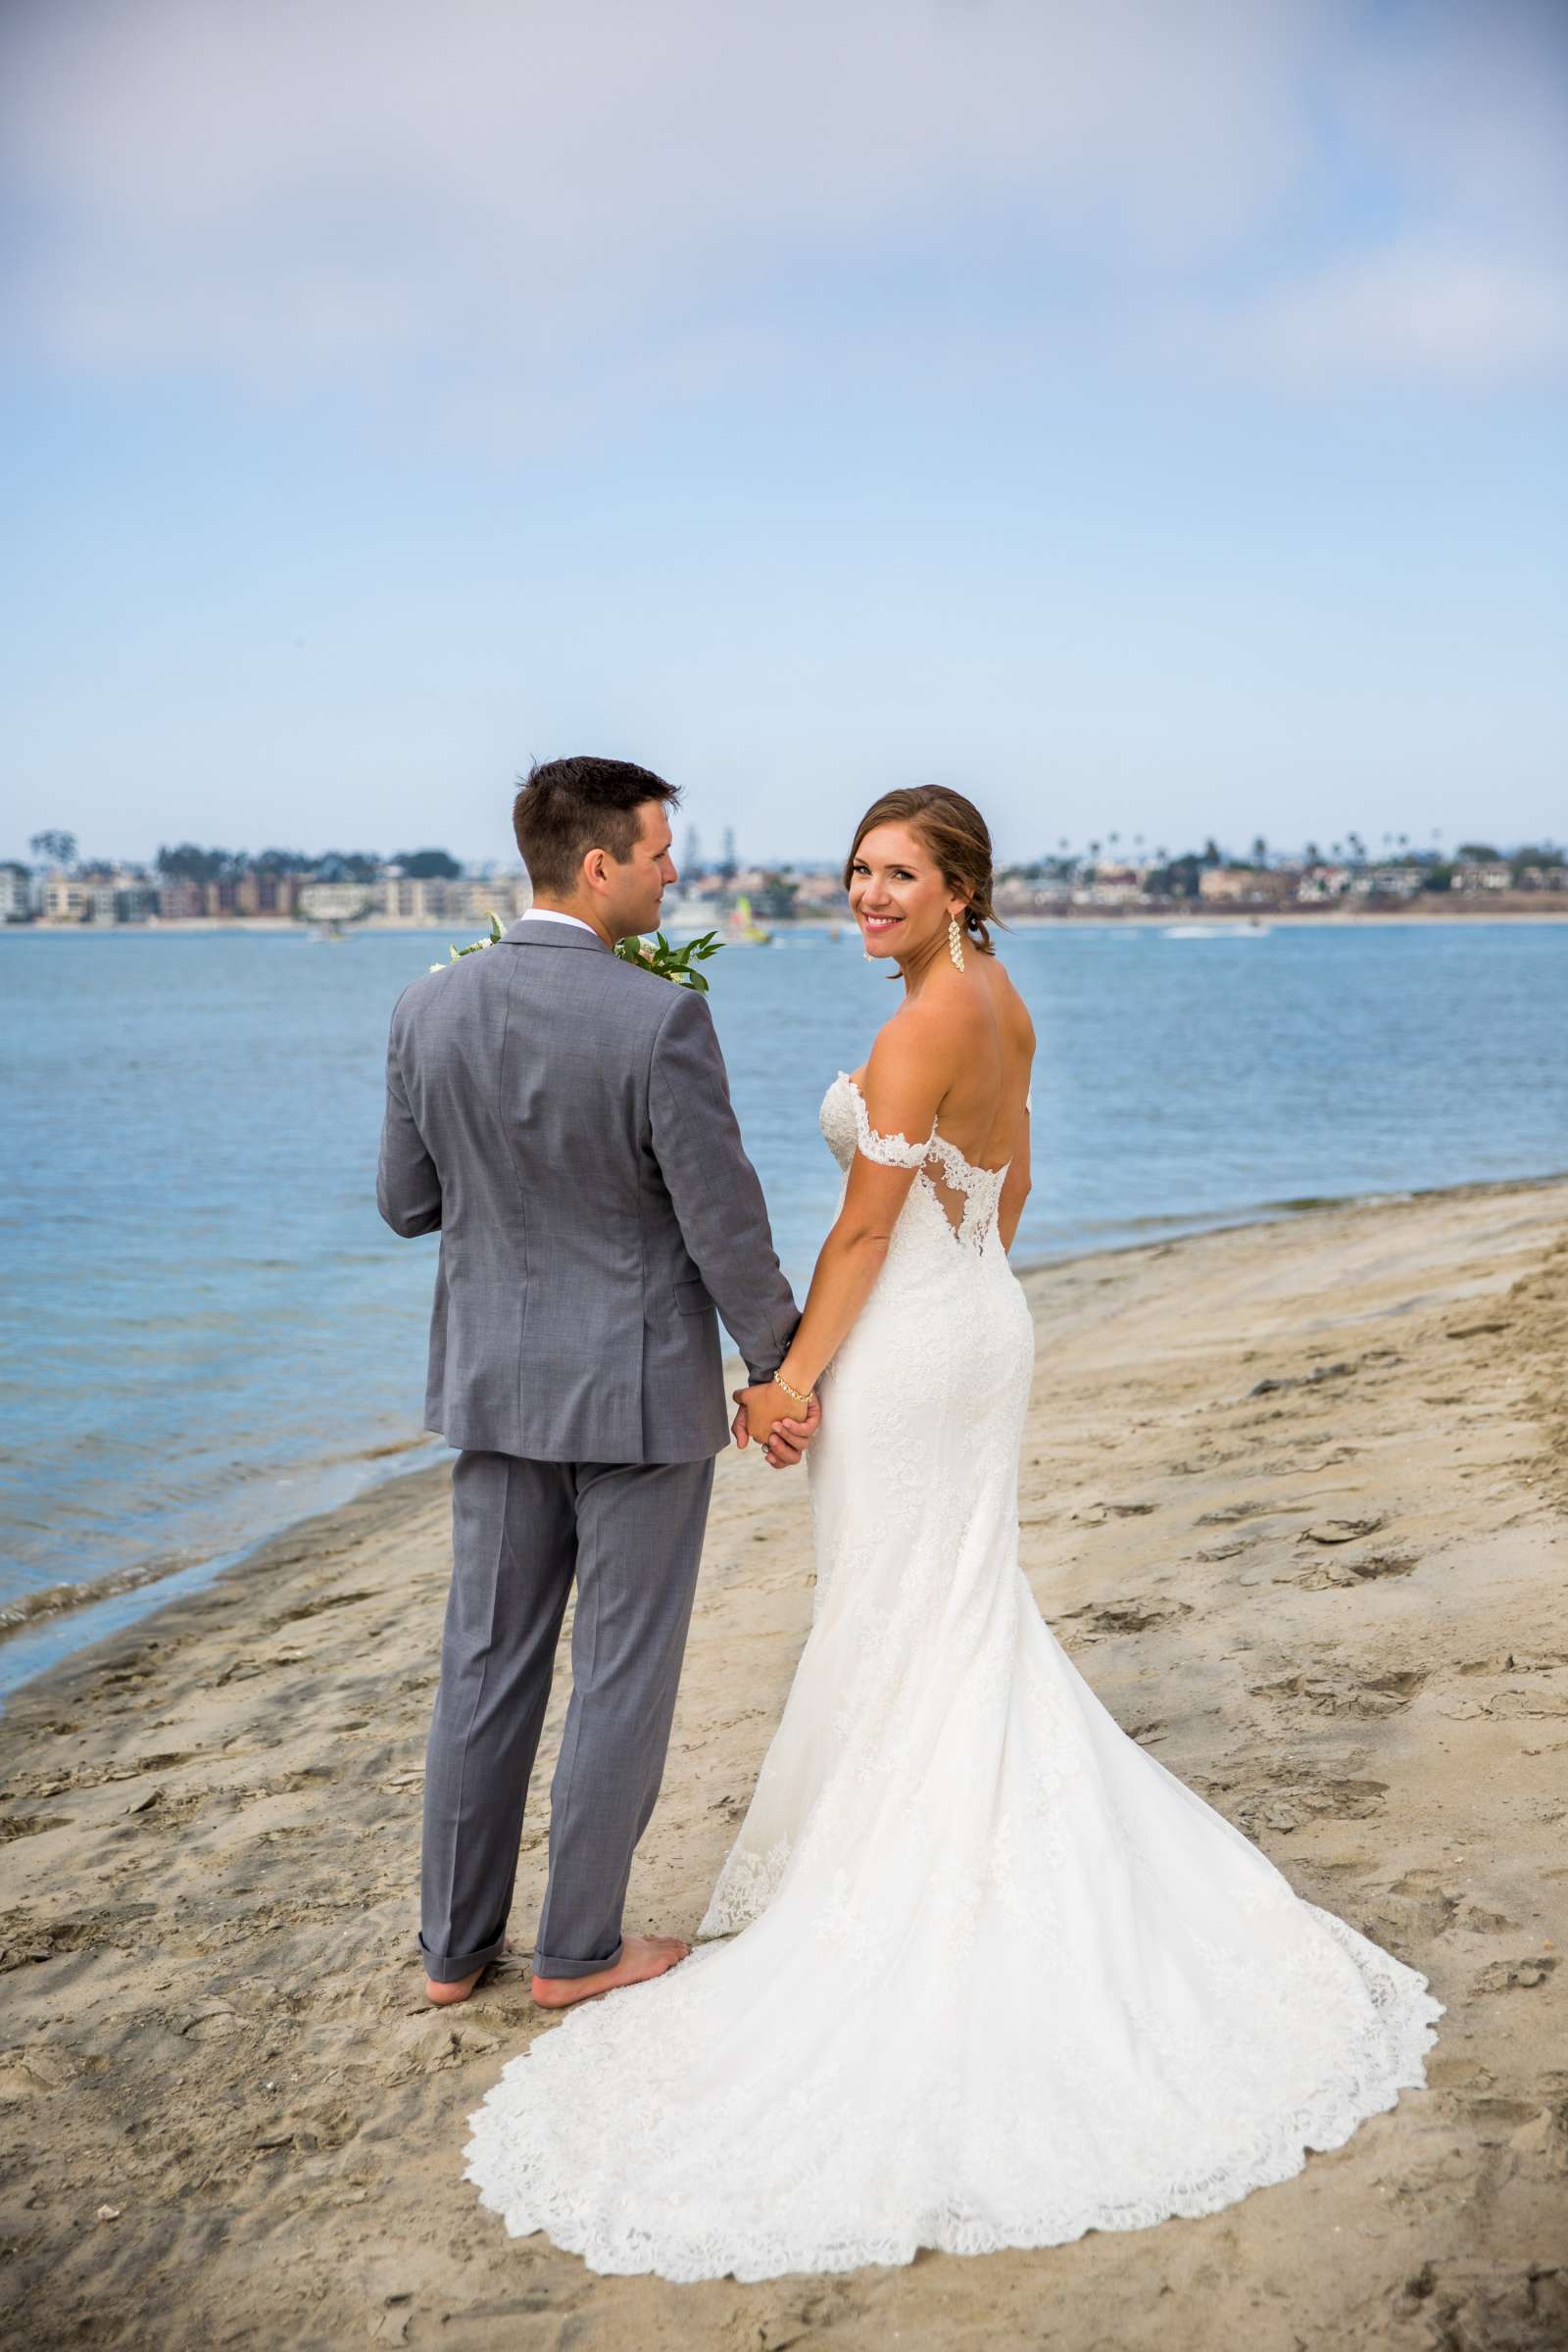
[8,1161,1567,1707]
[2,1172,1565,2345]
[6,905,1568,936]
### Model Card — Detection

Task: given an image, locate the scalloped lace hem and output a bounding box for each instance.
[462,1930,1444,2284]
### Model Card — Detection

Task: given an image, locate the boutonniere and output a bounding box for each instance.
[613,930,722,994]
[431,917,723,993]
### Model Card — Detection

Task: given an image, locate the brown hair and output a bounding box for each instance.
[513,756,680,895]
[843,785,1000,954]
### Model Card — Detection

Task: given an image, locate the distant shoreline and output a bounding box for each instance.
[6,905,1568,936]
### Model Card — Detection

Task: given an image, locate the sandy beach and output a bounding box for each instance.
[4,1176,1566,2352]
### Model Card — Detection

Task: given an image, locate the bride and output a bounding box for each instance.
[465,784,1443,2282]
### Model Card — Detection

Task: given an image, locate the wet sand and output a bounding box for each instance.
[3,1175,1566,2351]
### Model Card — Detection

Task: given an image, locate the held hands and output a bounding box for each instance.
[731,1382,822,1469]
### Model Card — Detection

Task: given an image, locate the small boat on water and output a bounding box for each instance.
[1162,919,1271,939]
[725,893,773,946]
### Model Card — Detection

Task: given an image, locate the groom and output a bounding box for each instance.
[377,757,816,2009]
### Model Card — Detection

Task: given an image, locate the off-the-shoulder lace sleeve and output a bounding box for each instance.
[849,1082,932,1170]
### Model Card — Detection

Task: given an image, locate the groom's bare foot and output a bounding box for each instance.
[531,1934,689,2010]
[426,1967,485,2006]
[423,1936,516,2007]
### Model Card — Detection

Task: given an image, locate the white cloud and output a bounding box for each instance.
[1241,239,1568,385]
[1161,238,1568,386]
[2,0,1564,406]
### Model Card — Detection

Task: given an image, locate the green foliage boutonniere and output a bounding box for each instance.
[612,929,722,993]
[431,917,723,992]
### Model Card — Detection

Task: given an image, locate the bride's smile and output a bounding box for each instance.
[849,822,971,973]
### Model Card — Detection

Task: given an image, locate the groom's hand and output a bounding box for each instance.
[732,1383,821,1469]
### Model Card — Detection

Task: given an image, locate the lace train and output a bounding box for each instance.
[464,1072,1442,2280]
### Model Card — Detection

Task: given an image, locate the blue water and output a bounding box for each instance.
[2,919,1564,1692]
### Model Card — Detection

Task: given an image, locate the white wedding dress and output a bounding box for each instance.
[465,1071,1443,2281]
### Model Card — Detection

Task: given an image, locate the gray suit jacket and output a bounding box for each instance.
[376,915,799,1462]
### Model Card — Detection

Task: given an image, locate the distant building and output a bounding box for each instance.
[377,875,454,923]
[41,867,154,922]
[154,877,206,919]
[372,874,532,926]
[1074,864,1147,906]
[111,879,156,923]
[1451,861,1512,893]
[299,881,377,923]
[42,874,93,922]
[1295,865,1352,902]
[455,876,531,925]
[235,870,299,916]
[1351,865,1424,900]
[1199,866,1295,906]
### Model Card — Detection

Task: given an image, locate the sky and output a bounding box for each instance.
[2,0,1564,871]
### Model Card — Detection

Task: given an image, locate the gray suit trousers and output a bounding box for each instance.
[419,1447,714,1984]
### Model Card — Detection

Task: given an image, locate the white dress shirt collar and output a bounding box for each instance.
[525,907,599,937]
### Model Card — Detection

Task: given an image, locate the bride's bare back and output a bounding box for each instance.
[852,945,1035,1243]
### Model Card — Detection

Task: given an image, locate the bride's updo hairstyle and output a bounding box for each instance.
[844,785,1001,956]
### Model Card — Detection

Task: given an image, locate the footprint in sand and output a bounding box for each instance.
[1473,1955,1558,1993]
[1248,1669,1427,1718]
[0,1814,73,1842]
[1356,1869,1461,1945]
[1059,1597,1194,1637]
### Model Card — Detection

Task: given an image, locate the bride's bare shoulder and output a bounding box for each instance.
[871,977,988,1079]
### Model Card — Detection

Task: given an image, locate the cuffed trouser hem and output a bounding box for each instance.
[418,1929,506,1984]
[530,1936,623,1981]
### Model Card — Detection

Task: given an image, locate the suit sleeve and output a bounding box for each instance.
[649,989,800,1383]
[376,995,443,1238]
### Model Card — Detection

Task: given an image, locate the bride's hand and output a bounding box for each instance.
[764,1392,821,1469]
[733,1383,820,1463]
[733,1380,789,1447]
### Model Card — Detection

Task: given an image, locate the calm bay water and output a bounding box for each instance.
[2,918,1564,1694]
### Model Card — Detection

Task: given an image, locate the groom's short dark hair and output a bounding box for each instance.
[513,756,680,895]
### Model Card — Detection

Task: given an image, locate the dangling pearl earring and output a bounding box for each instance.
[948,914,966,971]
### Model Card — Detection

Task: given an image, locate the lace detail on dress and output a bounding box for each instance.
[699,1834,791,1937]
[463,1061,1442,2284]
[838,1076,929,1169]
[833,1072,1010,1250]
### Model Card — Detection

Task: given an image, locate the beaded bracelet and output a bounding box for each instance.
[774,1371,814,1410]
